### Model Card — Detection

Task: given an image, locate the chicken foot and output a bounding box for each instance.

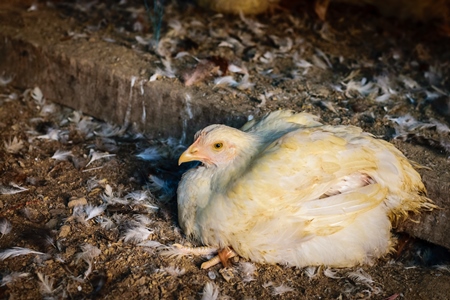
[202,247,237,269]
[163,244,237,269]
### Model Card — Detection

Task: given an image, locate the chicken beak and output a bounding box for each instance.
[178,148,199,165]
[179,140,206,165]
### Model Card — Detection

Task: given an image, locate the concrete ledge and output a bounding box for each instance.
[395,141,450,249]
[0,5,248,140]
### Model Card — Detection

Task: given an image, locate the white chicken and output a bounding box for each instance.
[177,110,435,268]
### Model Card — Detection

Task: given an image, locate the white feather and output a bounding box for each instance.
[134,214,152,226]
[304,266,318,278]
[85,204,107,221]
[147,175,166,192]
[214,76,238,87]
[138,240,164,248]
[239,262,257,282]
[101,188,128,205]
[40,103,56,116]
[237,73,254,90]
[37,128,61,141]
[104,184,113,197]
[126,190,159,210]
[435,265,450,272]
[347,268,374,285]
[201,282,219,300]
[0,247,45,260]
[31,87,44,104]
[271,283,294,295]
[51,150,73,161]
[75,244,101,278]
[0,183,28,195]
[0,74,13,86]
[4,136,24,153]
[1,272,30,286]
[123,226,153,243]
[0,219,12,236]
[126,190,151,202]
[157,266,186,277]
[324,268,341,279]
[98,216,115,229]
[37,273,55,295]
[94,123,124,137]
[86,150,116,166]
[86,177,104,192]
[75,244,101,262]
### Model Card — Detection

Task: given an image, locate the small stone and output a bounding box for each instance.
[23,208,44,223]
[136,276,146,286]
[49,208,66,216]
[45,218,58,229]
[208,271,216,280]
[68,196,87,208]
[65,246,76,257]
[59,225,71,238]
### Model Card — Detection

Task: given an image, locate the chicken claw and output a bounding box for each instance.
[201,247,237,269]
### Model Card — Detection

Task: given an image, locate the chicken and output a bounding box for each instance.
[177,110,435,268]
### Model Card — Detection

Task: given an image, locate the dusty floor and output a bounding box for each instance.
[1,0,450,299]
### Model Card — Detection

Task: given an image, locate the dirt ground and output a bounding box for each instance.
[1,0,450,299]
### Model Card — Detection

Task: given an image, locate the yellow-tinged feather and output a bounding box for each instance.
[196,0,279,14]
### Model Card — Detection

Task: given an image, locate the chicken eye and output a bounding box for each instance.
[213,142,223,150]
